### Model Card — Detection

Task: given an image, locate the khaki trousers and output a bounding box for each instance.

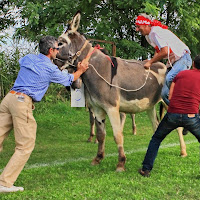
[0,92,37,187]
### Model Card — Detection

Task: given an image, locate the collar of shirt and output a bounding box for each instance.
[38,53,52,64]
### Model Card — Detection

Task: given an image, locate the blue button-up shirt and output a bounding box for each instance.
[11,53,74,102]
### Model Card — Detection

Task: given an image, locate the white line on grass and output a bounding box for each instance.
[0,139,197,172]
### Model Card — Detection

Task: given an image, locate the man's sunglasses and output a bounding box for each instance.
[53,47,59,50]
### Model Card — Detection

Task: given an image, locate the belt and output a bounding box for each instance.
[10,90,34,109]
[10,90,30,99]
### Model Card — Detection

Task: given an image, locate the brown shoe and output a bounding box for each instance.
[138,168,150,177]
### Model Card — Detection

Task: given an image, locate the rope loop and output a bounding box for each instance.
[89,63,151,92]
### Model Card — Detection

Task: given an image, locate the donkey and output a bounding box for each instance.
[54,12,187,171]
[88,48,137,142]
[62,49,138,142]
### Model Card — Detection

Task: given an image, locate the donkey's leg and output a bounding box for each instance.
[130,114,137,135]
[91,108,106,165]
[177,127,187,157]
[146,106,159,132]
[107,108,126,172]
[87,108,96,143]
[120,112,126,130]
[120,113,136,135]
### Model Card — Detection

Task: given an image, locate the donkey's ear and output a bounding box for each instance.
[67,11,81,33]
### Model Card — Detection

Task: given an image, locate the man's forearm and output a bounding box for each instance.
[144,47,168,69]
[72,61,89,81]
[73,70,83,81]
[169,82,175,100]
[150,47,168,64]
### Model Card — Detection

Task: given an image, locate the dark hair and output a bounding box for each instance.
[194,55,200,69]
[39,36,58,55]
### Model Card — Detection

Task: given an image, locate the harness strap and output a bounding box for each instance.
[76,40,89,57]
[71,40,89,64]
[83,44,115,67]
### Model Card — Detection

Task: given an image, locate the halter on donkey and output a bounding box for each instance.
[54,12,187,172]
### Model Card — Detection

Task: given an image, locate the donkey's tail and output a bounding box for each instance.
[159,100,167,121]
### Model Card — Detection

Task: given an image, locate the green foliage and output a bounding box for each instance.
[0,36,38,99]
[117,39,152,59]
[7,0,199,59]
[176,1,200,57]
[0,1,16,30]
[14,0,79,42]
[0,49,21,99]
[143,1,160,16]
[43,84,71,103]
[2,0,199,59]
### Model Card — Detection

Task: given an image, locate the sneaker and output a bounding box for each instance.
[0,185,24,193]
[138,168,151,177]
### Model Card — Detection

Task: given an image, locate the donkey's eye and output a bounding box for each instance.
[58,42,63,46]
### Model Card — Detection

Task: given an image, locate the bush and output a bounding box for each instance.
[0,49,21,99]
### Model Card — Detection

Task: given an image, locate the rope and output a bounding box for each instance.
[55,50,151,92]
[89,63,151,92]
[167,45,173,68]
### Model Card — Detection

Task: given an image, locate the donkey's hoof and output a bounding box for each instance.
[87,137,93,142]
[91,159,100,166]
[94,139,98,144]
[181,153,187,158]
[116,167,125,172]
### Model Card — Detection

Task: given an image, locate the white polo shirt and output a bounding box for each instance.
[145,26,190,66]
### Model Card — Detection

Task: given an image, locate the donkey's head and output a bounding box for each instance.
[53,12,88,89]
[54,11,88,70]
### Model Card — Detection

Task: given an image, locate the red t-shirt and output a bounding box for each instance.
[168,69,200,114]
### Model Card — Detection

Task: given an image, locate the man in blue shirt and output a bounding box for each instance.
[0,36,88,192]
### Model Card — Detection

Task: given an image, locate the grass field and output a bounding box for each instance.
[0,101,200,200]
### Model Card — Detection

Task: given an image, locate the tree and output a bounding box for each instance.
[12,0,150,58]
[0,0,16,30]
[3,0,200,59]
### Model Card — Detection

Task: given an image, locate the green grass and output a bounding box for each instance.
[0,101,200,199]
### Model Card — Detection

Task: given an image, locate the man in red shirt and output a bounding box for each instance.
[139,55,200,177]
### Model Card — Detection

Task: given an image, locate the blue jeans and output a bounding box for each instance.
[142,112,200,171]
[161,53,192,105]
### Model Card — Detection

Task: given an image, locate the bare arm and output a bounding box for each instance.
[144,46,168,69]
[168,82,175,100]
[73,61,89,81]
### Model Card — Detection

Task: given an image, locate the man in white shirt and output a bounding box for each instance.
[135,14,192,105]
